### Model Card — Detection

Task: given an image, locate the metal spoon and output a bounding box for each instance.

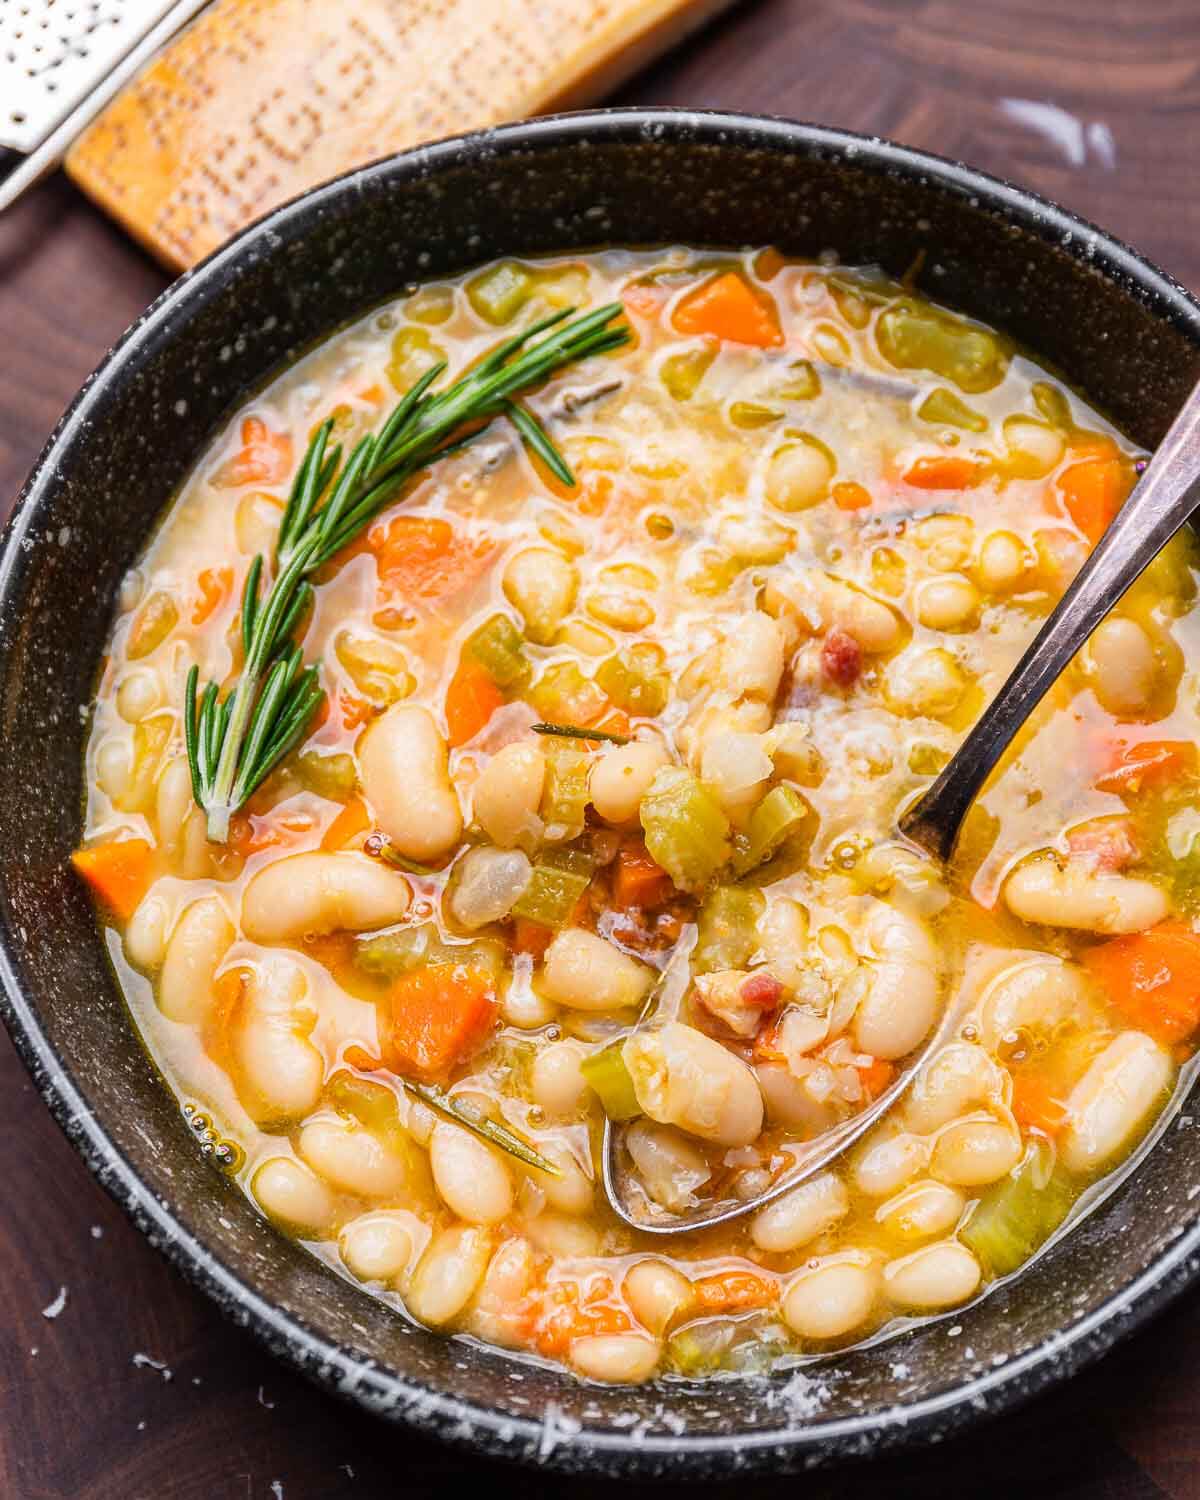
[601,380,1200,1234]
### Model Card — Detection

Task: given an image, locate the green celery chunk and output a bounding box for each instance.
[732,784,810,876]
[466,614,529,690]
[639,767,731,891]
[918,387,988,433]
[729,401,783,429]
[876,299,1009,393]
[295,749,357,801]
[1032,380,1072,429]
[531,661,607,725]
[512,846,595,928]
[693,884,766,973]
[960,1141,1078,1277]
[668,1321,735,1376]
[540,740,592,841]
[580,1039,641,1121]
[355,923,502,981]
[468,261,535,324]
[595,643,669,717]
[777,358,821,400]
[660,346,716,402]
[387,326,446,394]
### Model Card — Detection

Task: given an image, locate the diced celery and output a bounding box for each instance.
[540,740,591,841]
[467,260,535,324]
[876,300,1009,393]
[960,1142,1077,1277]
[778,358,821,400]
[729,401,783,429]
[918,387,988,433]
[512,846,595,928]
[595,643,669,717]
[640,768,731,891]
[660,346,716,401]
[531,661,607,726]
[580,1039,641,1121]
[693,885,766,973]
[387,326,446,394]
[296,750,357,801]
[465,614,529,690]
[667,1321,735,1376]
[732,785,810,876]
[1032,380,1073,429]
[355,923,503,981]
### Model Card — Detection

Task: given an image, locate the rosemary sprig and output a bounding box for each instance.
[531,721,631,745]
[404,1080,561,1175]
[186,303,629,841]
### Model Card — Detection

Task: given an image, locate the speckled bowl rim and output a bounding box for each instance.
[5,108,1200,1477]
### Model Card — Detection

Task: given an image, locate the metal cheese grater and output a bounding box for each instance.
[0,0,209,212]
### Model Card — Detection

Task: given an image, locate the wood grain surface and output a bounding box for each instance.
[3,2,1200,1495]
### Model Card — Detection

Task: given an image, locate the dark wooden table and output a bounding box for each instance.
[3,2,1200,1495]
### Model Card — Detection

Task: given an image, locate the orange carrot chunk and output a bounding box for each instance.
[321,797,371,851]
[612,844,674,911]
[1083,922,1200,1044]
[1058,456,1128,544]
[71,839,154,920]
[511,917,554,960]
[693,1269,778,1315]
[673,271,783,348]
[192,565,233,625]
[1009,1072,1070,1137]
[902,455,979,490]
[365,515,493,603]
[1094,740,1197,796]
[444,657,505,748]
[381,962,497,1080]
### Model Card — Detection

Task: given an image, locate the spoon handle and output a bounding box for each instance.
[901,380,1200,862]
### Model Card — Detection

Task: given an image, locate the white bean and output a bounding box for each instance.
[756,1062,841,1134]
[883,1240,981,1310]
[930,1116,1022,1187]
[915,574,980,632]
[406,1224,492,1326]
[623,1120,711,1212]
[472,741,545,848]
[1003,857,1168,934]
[242,851,411,942]
[1060,1030,1172,1174]
[854,1130,925,1197]
[358,703,462,858]
[623,1260,693,1335]
[158,896,234,1024]
[699,731,773,816]
[876,1180,965,1241]
[719,613,786,701]
[116,667,163,723]
[448,846,531,929]
[977,530,1029,594]
[470,1237,539,1348]
[589,741,671,825]
[540,928,653,1012]
[299,1116,408,1198]
[782,1255,877,1340]
[905,1043,1004,1133]
[503,547,578,644]
[340,1211,415,1284]
[751,1172,848,1252]
[530,1140,593,1216]
[1087,617,1159,716]
[234,959,323,1124]
[820,575,903,654]
[522,1210,600,1258]
[765,438,834,512]
[499,979,558,1030]
[155,756,194,862]
[253,1156,336,1233]
[853,903,939,1060]
[883,646,966,718]
[125,887,170,971]
[1003,416,1064,477]
[532,1040,589,1117]
[430,1121,514,1224]
[625,1021,763,1147]
[570,1333,661,1384]
[977,957,1096,1053]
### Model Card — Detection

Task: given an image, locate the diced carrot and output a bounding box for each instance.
[445,657,505,748]
[902,455,979,490]
[1083,922,1200,1044]
[673,271,783,348]
[512,917,554,960]
[210,416,292,489]
[1095,740,1197,796]
[321,797,370,851]
[338,693,376,732]
[612,844,674,911]
[752,1018,786,1064]
[1066,819,1139,874]
[1009,1071,1070,1137]
[192,565,234,626]
[344,1043,383,1072]
[1058,455,1128,544]
[857,1058,896,1101]
[381,962,498,1080]
[832,480,872,510]
[364,515,494,604]
[228,811,313,858]
[621,282,667,320]
[693,1269,778,1315]
[358,383,385,406]
[71,838,154,920]
[754,246,786,281]
[535,1277,633,1358]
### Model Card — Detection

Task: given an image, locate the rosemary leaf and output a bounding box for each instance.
[532,721,631,745]
[404,1080,562,1176]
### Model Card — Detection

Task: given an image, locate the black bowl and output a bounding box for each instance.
[4,109,1200,1479]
